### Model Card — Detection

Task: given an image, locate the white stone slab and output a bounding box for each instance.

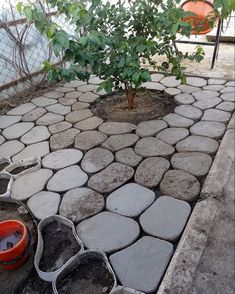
[59,188,104,222]
[0,115,22,129]
[110,236,173,293]
[47,165,88,193]
[99,122,136,135]
[135,120,167,137]
[106,183,155,217]
[12,169,53,200]
[156,128,189,145]
[171,152,212,177]
[160,170,200,202]
[12,141,49,162]
[2,122,34,140]
[135,137,175,157]
[176,135,219,154]
[76,211,140,253]
[20,126,50,144]
[134,157,170,187]
[27,191,60,220]
[7,103,36,115]
[81,147,114,173]
[88,163,134,193]
[42,149,83,170]
[140,196,191,241]
[0,140,25,159]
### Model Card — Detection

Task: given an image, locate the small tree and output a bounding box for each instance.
[18,0,205,109]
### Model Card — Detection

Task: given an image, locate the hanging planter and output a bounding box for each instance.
[4,156,41,179]
[0,172,13,198]
[52,249,117,294]
[34,215,84,282]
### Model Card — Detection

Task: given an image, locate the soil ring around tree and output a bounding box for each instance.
[92,89,176,123]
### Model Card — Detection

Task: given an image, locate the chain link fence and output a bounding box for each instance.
[0,0,76,101]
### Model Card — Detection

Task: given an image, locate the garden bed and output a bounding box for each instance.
[92,89,176,123]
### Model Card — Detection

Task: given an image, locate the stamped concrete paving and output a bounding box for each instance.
[0,74,234,293]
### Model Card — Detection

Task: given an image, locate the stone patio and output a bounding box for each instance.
[0,74,234,293]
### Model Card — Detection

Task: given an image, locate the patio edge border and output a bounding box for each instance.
[157,112,235,294]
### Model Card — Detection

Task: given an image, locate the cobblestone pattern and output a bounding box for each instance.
[0,74,234,293]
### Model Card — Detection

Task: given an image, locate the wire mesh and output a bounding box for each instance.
[0,0,75,100]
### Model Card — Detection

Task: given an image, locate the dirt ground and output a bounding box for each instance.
[92,89,176,123]
[0,80,61,116]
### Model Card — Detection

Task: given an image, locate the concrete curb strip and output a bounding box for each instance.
[201,123,234,199]
[157,199,218,294]
[157,112,234,294]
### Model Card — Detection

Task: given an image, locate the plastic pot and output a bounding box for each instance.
[52,249,117,294]
[0,172,13,198]
[181,0,218,34]
[4,156,41,179]
[35,215,84,282]
[0,219,29,270]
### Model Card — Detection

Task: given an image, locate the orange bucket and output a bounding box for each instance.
[0,220,29,270]
[181,0,218,34]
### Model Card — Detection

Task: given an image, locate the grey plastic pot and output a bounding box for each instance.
[4,156,41,179]
[0,172,13,198]
[52,249,117,294]
[110,286,145,294]
[34,215,84,282]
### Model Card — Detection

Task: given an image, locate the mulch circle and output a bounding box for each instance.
[92,89,176,123]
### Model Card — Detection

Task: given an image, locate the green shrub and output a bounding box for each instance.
[18,0,205,109]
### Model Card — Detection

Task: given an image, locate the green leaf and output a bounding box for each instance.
[56,31,70,49]
[23,6,33,20]
[16,2,23,13]
[141,71,151,81]
[172,23,179,35]
[132,72,140,85]
[47,24,56,38]
[42,60,52,71]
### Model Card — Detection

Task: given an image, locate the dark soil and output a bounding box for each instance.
[39,221,81,272]
[92,89,176,123]
[16,269,53,294]
[0,162,9,172]
[0,80,60,115]
[57,258,114,294]
[0,178,10,194]
[10,163,38,175]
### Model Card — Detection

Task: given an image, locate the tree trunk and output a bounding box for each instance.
[125,83,134,110]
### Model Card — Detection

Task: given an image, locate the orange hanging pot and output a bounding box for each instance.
[181,0,219,34]
[0,220,29,270]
